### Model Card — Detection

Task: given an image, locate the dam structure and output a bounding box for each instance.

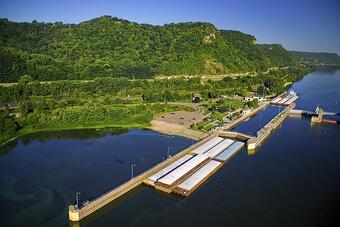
[246,104,295,150]
[69,133,247,222]
[290,107,340,124]
[69,93,337,222]
[69,102,294,222]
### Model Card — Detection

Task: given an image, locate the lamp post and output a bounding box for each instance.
[75,192,80,210]
[131,164,136,179]
[167,146,172,158]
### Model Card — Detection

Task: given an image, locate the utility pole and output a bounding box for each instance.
[131,164,136,179]
[167,146,171,158]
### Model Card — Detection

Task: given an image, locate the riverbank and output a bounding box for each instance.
[0,117,208,148]
[0,106,207,148]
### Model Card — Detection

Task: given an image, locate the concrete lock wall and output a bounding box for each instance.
[69,133,217,222]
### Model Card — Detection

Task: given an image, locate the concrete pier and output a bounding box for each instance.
[69,133,217,222]
[219,131,254,141]
[290,109,315,116]
[247,104,294,150]
[290,108,339,124]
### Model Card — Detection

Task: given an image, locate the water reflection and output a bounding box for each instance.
[0,128,130,156]
[0,128,192,227]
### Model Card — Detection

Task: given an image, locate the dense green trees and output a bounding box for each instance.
[0,66,309,104]
[22,104,153,129]
[247,98,259,108]
[0,109,18,142]
[290,51,340,66]
[0,16,297,82]
[0,47,28,82]
[0,102,157,145]
[259,44,295,67]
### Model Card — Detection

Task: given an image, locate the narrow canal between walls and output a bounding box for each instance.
[1,69,339,227]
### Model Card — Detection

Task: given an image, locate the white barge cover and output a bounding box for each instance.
[157,154,209,186]
[284,96,298,105]
[191,136,224,155]
[277,95,291,104]
[176,160,222,192]
[204,139,234,158]
[271,97,282,104]
[148,154,192,182]
[215,141,244,162]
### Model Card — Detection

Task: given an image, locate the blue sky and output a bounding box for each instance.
[1,0,339,54]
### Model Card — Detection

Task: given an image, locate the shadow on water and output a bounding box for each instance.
[0,140,18,156]
[0,127,192,227]
[22,128,130,144]
[0,127,129,156]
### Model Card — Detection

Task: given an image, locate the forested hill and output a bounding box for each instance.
[0,16,296,82]
[290,51,340,67]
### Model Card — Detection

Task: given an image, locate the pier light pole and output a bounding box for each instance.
[75,192,80,210]
[167,146,172,158]
[131,164,136,179]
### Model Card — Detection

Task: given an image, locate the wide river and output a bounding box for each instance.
[1,69,339,227]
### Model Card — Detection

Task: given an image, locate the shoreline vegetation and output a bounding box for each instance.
[0,65,311,148]
[0,102,177,148]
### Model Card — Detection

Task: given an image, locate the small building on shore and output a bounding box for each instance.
[193,94,201,103]
[244,96,266,102]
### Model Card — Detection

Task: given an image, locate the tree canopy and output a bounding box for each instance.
[0,16,297,82]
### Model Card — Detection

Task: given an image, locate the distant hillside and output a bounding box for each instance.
[290,51,340,67]
[0,16,296,82]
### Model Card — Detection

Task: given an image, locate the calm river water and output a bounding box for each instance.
[1,69,339,227]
